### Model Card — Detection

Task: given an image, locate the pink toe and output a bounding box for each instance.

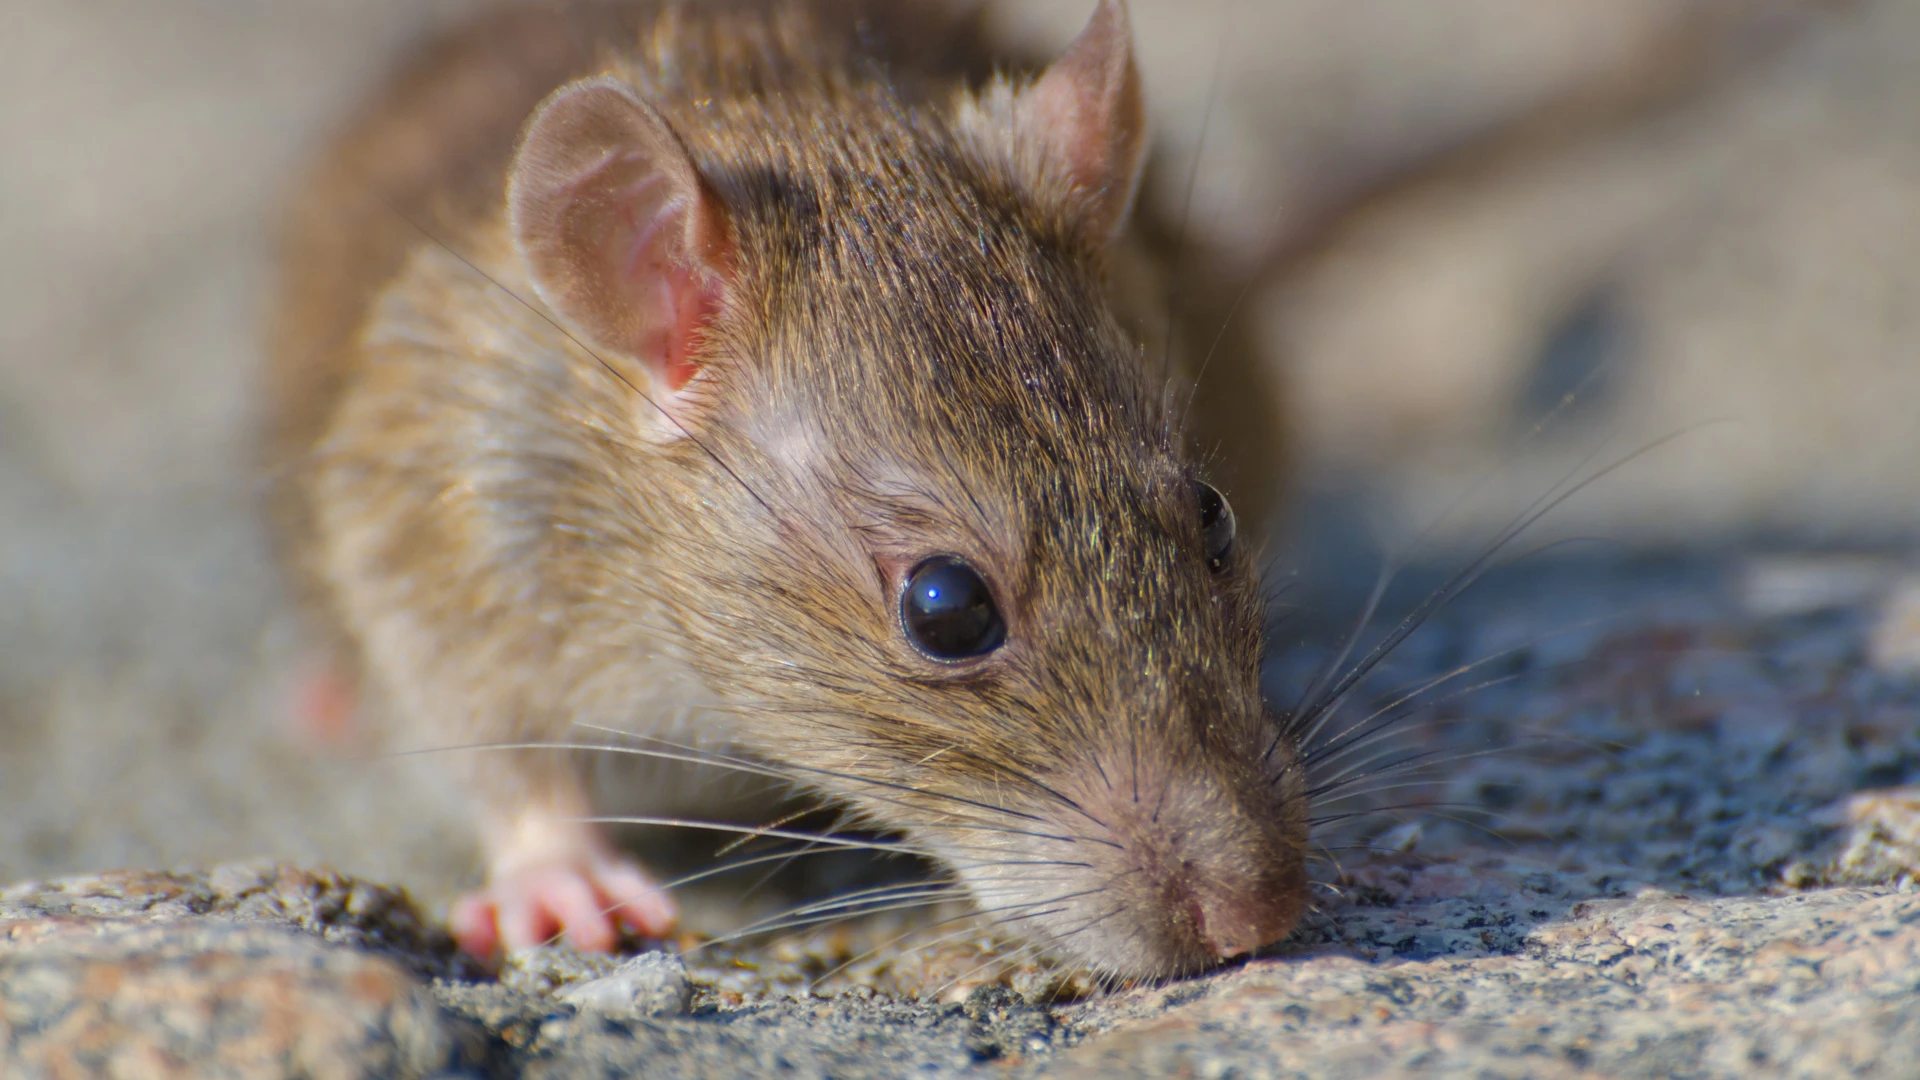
[453,853,676,958]
[495,884,560,953]
[449,894,500,960]
[600,864,677,938]
[544,871,616,952]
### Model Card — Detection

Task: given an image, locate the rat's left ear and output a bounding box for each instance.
[508,76,735,429]
[960,0,1146,241]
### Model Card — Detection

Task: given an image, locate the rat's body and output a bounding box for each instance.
[268,0,1306,980]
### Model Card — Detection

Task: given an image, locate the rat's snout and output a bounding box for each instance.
[974,755,1309,978]
[1186,868,1301,960]
[1155,816,1307,965]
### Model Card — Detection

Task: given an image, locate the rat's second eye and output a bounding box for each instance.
[1196,481,1235,573]
[901,557,1005,661]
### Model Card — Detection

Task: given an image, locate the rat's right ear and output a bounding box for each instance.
[956,0,1145,243]
[509,77,734,418]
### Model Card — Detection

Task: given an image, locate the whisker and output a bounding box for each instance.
[583,816,936,857]
[384,736,778,778]
[731,806,859,901]
[695,895,967,945]
[1284,565,1394,747]
[576,724,1122,846]
[931,940,1045,1001]
[933,901,1124,1000]
[1179,220,1276,427]
[791,872,1067,960]
[1307,702,1615,800]
[1315,803,1517,850]
[1282,424,1716,785]
[1309,841,1350,884]
[714,804,820,859]
[703,889,974,946]
[648,841,913,896]
[789,887,1105,991]
[1298,673,1533,788]
[1297,608,1626,767]
[1307,800,1493,830]
[803,905,1012,990]
[1309,741,1533,802]
[416,732,1109,850]
[1299,670,1522,779]
[726,863,1087,940]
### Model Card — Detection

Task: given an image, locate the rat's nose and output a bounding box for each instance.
[1192,883,1298,959]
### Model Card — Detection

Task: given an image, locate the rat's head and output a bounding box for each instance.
[505,1,1307,979]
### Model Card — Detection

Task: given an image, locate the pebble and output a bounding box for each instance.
[553,951,692,1018]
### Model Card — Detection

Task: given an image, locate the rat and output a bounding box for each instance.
[264,0,1307,981]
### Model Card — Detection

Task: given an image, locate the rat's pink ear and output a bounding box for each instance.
[963,0,1145,241]
[509,76,733,406]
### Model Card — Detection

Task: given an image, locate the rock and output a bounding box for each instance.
[1820,787,1920,887]
[0,863,483,983]
[5,863,1920,1076]
[553,951,691,1018]
[1038,888,1920,1079]
[0,863,503,1079]
[497,944,620,998]
[0,918,498,1079]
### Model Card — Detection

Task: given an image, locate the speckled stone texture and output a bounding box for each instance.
[5,872,1917,1076]
[0,867,496,1078]
[1043,888,1920,1079]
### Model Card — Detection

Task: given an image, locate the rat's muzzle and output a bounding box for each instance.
[949,753,1310,979]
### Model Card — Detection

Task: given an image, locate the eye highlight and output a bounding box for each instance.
[1195,481,1235,573]
[900,556,1006,661]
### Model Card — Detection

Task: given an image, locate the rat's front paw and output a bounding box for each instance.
[449,854,677,958]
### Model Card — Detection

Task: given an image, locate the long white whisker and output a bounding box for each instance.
[574,724,1122,847]
[1298,609,1625,765]
[702,891,975,947]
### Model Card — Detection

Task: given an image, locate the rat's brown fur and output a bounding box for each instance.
[268,0,1306,979]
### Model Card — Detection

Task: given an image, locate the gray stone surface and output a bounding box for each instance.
[5,864,1918,1075]
[1041,887,1920,1079]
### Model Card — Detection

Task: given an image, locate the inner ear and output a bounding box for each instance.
[1027,0,1145,235]
[971,0,1146,241]
[509,76,735,404]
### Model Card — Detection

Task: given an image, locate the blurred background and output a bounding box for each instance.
[2,0,1916,914]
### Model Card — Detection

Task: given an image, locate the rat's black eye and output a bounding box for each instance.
[901,557,1005,661]
[1195,481,1235,573]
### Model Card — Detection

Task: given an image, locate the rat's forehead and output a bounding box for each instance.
[782,396,1189,574]
[727,110,1086,330]
[723,107,1184,520]
[755,224,1158,437]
